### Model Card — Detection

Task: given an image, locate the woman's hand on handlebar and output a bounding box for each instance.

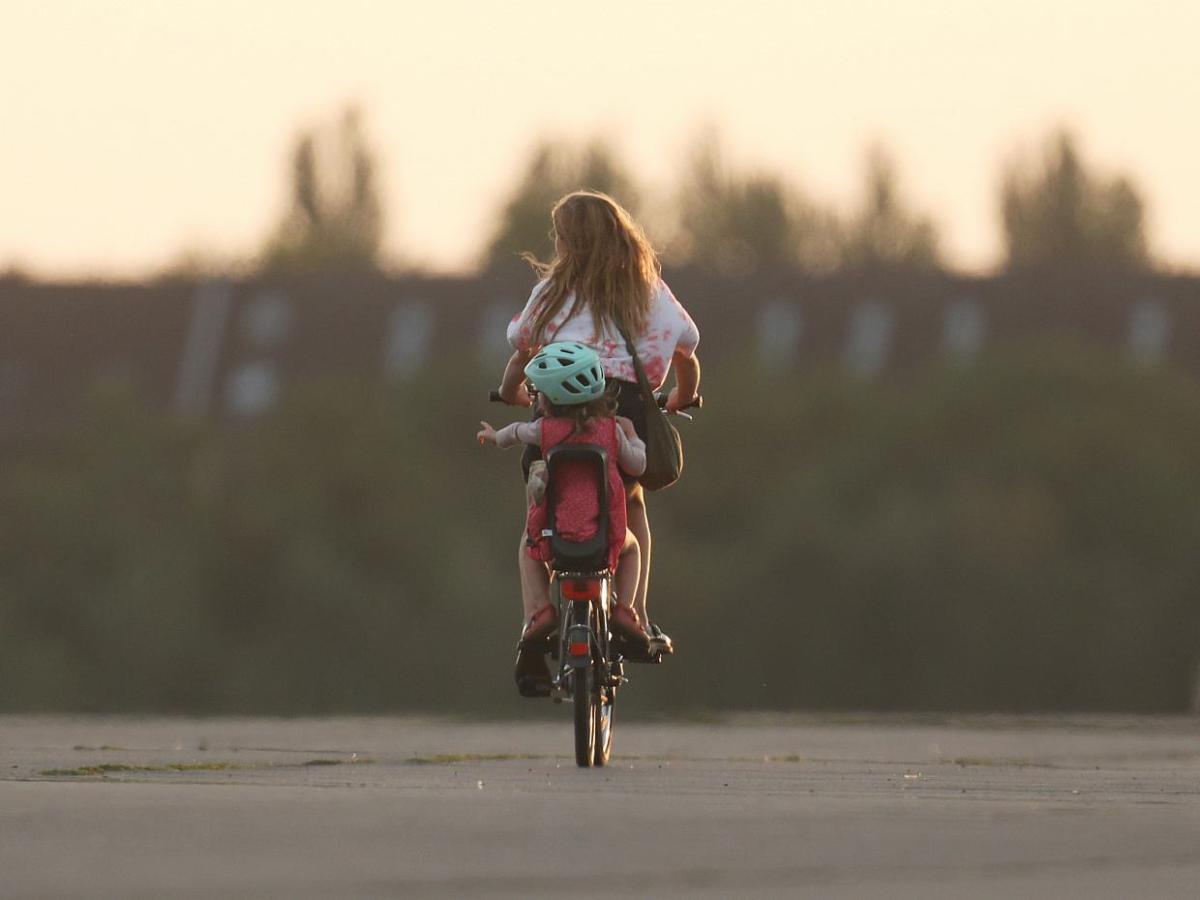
[495,382,533,407]
[664,386,701,413]
[496,348,535,407]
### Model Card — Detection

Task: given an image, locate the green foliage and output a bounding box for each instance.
[480,138,640,272]
[0,371,514,713]
[637,344,1200,713]
[3,346,1200,714]
[666,131,940,275]
[260,106,385,274]
[838,145,942,271]
[668,127,840,275]
[1001,130,1149,271]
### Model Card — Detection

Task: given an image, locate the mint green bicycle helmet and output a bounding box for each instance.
[524,341,606,406]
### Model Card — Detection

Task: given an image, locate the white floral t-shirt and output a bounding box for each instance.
[506,279,700,389]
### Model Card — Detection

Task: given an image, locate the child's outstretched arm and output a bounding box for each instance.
[497,348,534,407]
[477,420,541,448]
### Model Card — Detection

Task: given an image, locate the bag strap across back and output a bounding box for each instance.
[614,321,659,408]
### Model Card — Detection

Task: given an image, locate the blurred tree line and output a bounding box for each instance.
[167,104,1154,279]
[2,345,1199,715]
[480,128,945,276]
[478,126,1151,277]
[1000,131,1148,271]
[260,106,385,274]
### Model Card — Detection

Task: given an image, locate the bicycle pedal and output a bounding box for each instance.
[619,644,659,664]
[516,679,552,698]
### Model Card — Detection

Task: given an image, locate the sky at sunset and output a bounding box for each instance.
[3,0,1198,277]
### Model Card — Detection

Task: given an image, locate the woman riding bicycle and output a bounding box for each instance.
[495,190,702,655]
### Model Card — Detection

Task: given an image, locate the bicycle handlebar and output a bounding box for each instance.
[655,392,703,412]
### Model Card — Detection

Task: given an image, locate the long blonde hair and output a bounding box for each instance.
[522,191,659,345]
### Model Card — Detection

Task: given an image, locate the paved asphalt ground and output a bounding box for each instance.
[3,714,1200,898]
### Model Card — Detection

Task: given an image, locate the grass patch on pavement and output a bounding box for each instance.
[405,753,544,765]
[40,757,373,778]
[41,761,245,777]
[950,756,1056,769]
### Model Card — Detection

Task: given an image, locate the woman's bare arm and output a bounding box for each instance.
[497,348,535,406]
[666,350,701,412]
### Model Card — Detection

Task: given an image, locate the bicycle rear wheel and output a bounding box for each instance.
[573,664,596,767]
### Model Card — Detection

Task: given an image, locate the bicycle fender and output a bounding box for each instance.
[564,623,592,668]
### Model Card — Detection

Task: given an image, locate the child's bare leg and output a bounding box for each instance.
[518,531,551,622]
[625,483,652,625]
[614,528,641,617]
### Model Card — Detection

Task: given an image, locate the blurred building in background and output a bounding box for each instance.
[2,267,1197,436]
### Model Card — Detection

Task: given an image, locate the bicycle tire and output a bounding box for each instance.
[593,681,614,766]
[573,663,596,767]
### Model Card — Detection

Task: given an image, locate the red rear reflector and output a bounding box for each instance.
[568,641,590,657]
[561,579,600,601]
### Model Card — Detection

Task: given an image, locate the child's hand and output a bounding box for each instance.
[477,421,498,445]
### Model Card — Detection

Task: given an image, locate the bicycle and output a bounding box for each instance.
[490,388,701,767]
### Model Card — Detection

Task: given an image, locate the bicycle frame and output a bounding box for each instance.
[551,570,613,688]
[550,568,620,767]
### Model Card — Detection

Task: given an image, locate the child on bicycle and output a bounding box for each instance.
[478,342,650,693]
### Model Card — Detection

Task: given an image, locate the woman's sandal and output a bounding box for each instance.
[514,643,552,697]
[514,605,558,697]
[610,605,651,649]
